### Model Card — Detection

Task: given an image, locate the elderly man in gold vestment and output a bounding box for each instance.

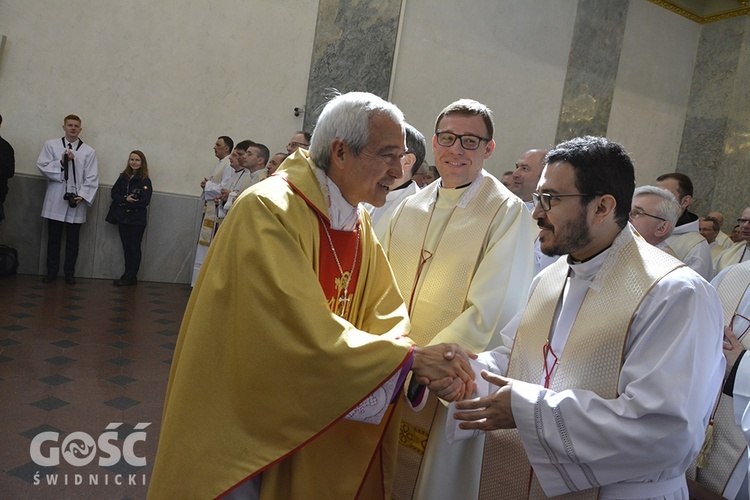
[383,99,536,500]
[147,92,475,499]
[446,136,724,499]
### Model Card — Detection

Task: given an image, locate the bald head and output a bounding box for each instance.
[511,149,547,202]
[707,211,725,228]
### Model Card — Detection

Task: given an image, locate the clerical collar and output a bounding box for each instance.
[311,165,358,231]
[568,246,611,281]
[392,179,414,191]
[440,181,473,189]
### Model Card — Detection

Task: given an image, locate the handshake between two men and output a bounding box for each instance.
[411,344,518,431]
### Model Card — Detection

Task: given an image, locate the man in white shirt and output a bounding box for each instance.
[446,136,724,499]
[37,114,99,285]
[191,136,233,286]
[656,172,713,280]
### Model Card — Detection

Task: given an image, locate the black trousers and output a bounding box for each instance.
[46,219,82,277]
[118,223,146,278]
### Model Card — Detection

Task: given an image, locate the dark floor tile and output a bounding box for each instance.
[39,374,73,387]
[50,340,79,349]
[0,338,21,347]
[106,375,137,387]
[20,423,65,440]
[44,355,75,366]
[30,396,70,411]
[104,397,140,411]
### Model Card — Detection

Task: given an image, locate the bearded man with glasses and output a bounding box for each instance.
[442,136,724,499]
[382,99,536,500]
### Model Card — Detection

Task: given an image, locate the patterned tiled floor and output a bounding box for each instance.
[0,274,191,499]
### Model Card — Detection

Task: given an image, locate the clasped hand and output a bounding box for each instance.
[411,343,476,402]
[723,326,745,380]
[452,370,516,431]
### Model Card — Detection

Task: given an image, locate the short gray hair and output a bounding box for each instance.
[309,92,405,171]
[633,185,681,227]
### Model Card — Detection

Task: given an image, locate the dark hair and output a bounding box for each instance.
[404,123,426,176]
[64,114,81,124]
[251,142,270,165]
[235,140,253,152]
[656,172,693,198]
[545,136,634,229]
[435,99,494,140]
[124,150,149,179]
[0,114,3,126]
[218,135,234,151]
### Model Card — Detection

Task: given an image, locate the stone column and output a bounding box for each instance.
[677,16,750,219]
[555,0,629,143]
[303,0,403,131]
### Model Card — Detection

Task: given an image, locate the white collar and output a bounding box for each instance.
[312,165,359,231]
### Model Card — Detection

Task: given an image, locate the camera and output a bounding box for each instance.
[63,192,78,208]
[131,189,142,201]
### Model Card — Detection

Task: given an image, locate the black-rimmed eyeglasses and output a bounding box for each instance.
[532,192,599,212]
[435,132,490,150]
[738,218,750,225]
[629,208,666,222]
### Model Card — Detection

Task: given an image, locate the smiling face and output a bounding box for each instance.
[432,114,494,188]
[533,161,595,259]
[128,153,142,171]
[328,113,405,207]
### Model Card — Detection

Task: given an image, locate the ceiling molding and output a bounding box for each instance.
[648,0,750,23]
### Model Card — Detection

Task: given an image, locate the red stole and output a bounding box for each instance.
[317,219,361,319]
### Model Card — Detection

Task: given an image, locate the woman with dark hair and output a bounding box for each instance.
[111,150,152,286]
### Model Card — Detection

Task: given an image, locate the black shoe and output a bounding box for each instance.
[64,276,77,285]
[114,276,137,287]
[42,274,56,283]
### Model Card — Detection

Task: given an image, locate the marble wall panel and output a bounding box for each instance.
[91,186,126,280]
[140,194,200,284]
[303,0,403,130]
[711,17,750,219]
[677,16,747,217]
[556,0,630,142]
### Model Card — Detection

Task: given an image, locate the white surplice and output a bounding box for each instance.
[450,225,724,499]
[667,219,714,280]
[384,171,536,500]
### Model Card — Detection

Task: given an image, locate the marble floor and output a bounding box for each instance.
[0,274,191,499]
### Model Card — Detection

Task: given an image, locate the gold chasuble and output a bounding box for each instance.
[148,150,413,499]
[479,230,684,499]
[696,264,750,496]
